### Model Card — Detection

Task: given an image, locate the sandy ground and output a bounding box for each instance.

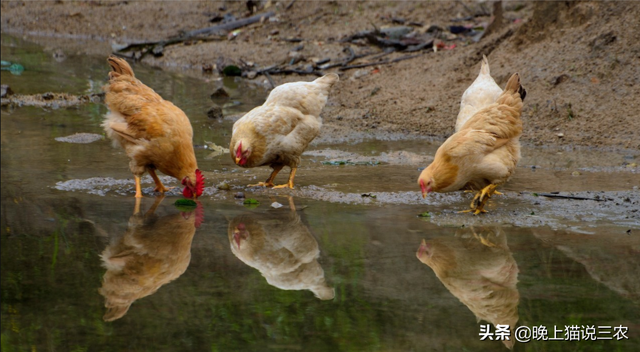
[2,0,639,150]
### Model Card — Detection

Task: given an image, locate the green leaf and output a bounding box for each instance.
[243,199,260,208]
[418,212,431,218]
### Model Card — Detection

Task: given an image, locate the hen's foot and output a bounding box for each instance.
[248,182,275,188]
[148,169,171,194]
[459,184,500,215]
[471,184,500,214]
[473,231,497,247]
[154,185,174,193]
[272,168,296,189]
[458,208,488,215]
[272,181,294,189]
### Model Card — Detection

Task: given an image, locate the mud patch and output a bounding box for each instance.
[55,176,221,198]
[1,92,103,109]
[225,185,640,231]
[55,176,180,197]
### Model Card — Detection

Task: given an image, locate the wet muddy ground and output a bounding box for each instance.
[1,34,640,351]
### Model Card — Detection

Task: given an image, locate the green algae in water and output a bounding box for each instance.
[174,199,197,211]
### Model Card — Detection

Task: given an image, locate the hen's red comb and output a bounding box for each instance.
[194,201,204,228]
[180,202,204,228]
[236,142,243,159]
[195,169,205,197]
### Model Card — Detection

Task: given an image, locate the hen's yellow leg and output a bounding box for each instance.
[248,165,283,187]
[273,167,297,189]
[148,169,173,193]
[134,175,143,198]
[145,195,165,216]
[287,196,296,211]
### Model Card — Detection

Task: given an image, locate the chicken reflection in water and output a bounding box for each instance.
[416,227,519,350]
[228,197,334,300]
[98,196,203,321]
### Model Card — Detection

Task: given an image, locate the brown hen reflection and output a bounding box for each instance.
[416,227,519,350]
[228,197,334,300]
[99,196,203,321]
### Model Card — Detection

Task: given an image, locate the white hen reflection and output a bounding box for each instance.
[98,196,203,322]
[228,197,334,300]
[416,227,519,350]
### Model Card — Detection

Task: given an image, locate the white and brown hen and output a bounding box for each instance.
[230,74,339,188]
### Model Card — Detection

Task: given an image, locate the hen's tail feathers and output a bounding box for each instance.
[107,56,135,79]
[314,73,339,89]
[504,73,527,102]
[480,55,491,76]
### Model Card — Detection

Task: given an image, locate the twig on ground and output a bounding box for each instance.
[538,193,607,201]
[113,12,275,58]
[339,52,426,71]
[263,71,276,89]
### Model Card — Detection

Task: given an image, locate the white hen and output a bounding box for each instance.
[455,55,503,132]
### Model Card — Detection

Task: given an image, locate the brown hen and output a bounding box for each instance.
[102,56,204,198]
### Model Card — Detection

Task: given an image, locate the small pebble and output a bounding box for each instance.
[216,182,231,190]
[234,192,245,199]
[1,85,13,98]
[271,202,283,208]
[207,105,223,119]
[353,69,369,79]
[571,171,581,176]
[210,87,230,100]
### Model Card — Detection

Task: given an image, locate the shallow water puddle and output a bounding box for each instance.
[2,35,639,351]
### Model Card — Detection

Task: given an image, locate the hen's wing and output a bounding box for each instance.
[456,55,503,132]
[103,57,192,143]
[449,73,525,157]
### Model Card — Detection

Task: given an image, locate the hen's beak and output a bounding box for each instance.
[419,179,428,199]
[235,157,241,164]
[417,239,429,259]
[233,229,242,249]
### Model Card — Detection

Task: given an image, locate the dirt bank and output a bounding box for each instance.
[2,1,639,149]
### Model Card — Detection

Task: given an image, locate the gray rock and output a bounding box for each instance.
[55,133,104,144]
[1,85,13,98]
[210,87,230,100]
